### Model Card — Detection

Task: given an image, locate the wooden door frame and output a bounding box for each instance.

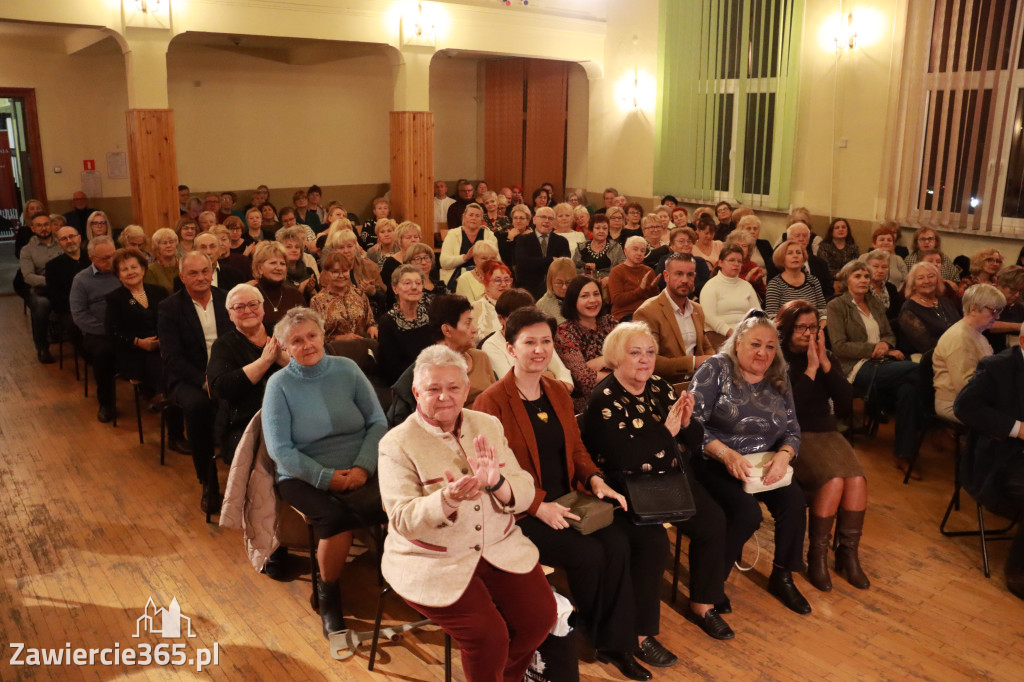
[0,87,47,209]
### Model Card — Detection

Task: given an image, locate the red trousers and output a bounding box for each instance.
[405,561,556,682]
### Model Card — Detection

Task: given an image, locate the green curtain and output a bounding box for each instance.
[655,0,804,208]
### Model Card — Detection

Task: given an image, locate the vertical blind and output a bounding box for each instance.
[656,0,804,209]
[888,0,1024,236]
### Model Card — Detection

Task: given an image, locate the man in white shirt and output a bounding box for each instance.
[433,180,455,236]
[158,251,232,513]
[633,254,715,383]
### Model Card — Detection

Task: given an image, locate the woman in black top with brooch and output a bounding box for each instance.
[105,247,168,402]
[583,321,734,642]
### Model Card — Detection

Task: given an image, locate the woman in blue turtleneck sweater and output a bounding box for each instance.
[262,306,388,638]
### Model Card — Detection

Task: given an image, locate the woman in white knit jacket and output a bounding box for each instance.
[700,244,762,346]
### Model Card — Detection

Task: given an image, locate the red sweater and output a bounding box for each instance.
[607,263,660,320]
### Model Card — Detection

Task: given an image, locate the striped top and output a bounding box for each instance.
[764,273,827,319]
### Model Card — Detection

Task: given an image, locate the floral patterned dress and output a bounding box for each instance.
[555,314,618,412]
[310,287,375,340]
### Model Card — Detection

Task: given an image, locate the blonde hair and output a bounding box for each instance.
[511,204,533,220]
[546,257,578,293]
[736,214,761,233]
[251,240,288,278]
[325,228,358,251]
[395,221,422,244]
[602,321,656,369]
[904,261,940,298]
[118,224,147,249]
[151,228,177,245]
[969,247,1003,277]
[772,239,807,269]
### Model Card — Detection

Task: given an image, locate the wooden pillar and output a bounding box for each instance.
[126,110,179,234]
[389,111,434,241]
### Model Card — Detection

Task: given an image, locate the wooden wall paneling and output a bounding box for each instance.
[523,59,569,201]
[389,111,434,241]
[484,60,525,191]
[125,109,178,234]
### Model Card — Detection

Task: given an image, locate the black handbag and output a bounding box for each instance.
[621,468,696,525]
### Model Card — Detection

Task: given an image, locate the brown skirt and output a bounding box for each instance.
[793,431,865,492]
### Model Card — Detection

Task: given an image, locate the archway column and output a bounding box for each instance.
[123,30,178,234]
[389,49,434,239]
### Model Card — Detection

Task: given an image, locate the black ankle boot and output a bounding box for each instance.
[768,567,811,614]
[317,579,345,638]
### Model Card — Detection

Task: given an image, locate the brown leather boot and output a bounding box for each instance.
[835,509,870,589]
[806,514,835,591]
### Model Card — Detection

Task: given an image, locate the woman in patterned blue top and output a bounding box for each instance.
[689,310,812,616]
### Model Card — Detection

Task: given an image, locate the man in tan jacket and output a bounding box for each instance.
[634,253,715,383]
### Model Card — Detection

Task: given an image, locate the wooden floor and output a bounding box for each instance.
[0,293,1021,681]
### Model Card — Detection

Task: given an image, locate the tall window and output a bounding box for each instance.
[888,0,1024,236]
[656,0,803,208]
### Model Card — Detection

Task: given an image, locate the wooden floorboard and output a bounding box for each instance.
[0,295,1022,681]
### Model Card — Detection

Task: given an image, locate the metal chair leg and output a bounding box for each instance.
[444,633,452,681]
[159,404,167,466]
[83,361,89,398]
[133,383,144,444]
[309,523,320,611]
[111,379,119,428]
[671,526,682,605]
[368,584,392,671]
[978,503,991,578]
[205,457,218,524]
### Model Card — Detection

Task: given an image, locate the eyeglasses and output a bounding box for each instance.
[92,220,108,226]
[918,236,936,243]
[490,277,513,285]
[228,301,262,312]
[984,306,1004,316]
[409,254,432,264]
[553,279,570,288]
[793,324,818,333]
[984,257,1003,264]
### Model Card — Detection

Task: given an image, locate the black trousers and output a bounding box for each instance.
[27,290,51,350]
[169,382,216,484]
[692,456,807,577]
[82,333,116,409]
[1002,459,1024,582]
[671,464,729,605]
[518,512,668,653]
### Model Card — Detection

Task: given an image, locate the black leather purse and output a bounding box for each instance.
[621,464,696,526]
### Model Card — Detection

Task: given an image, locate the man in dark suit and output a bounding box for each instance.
[159,251,232,513]
[954,335,1024,601]
[446,179,475,230]
[514,206,570,300]
[63,191,99,237]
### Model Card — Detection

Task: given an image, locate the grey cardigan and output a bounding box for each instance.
[826,292,898,377]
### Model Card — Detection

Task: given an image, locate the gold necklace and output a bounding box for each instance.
[515,383,549,423]
[258,281,284,312]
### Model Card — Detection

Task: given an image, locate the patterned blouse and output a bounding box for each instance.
[689,354,801,459]
[310,288,376,339]
[573,240,625,279]
[817,240,860,278]
[555,315,619,412]
[484,214,512,232]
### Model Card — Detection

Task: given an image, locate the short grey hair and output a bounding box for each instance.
[786,222,810,238]
[86,235,114,255]
[179,250,213,271]
[273,306,325,344]
[412,344,469,391]
[511,204,532,220]
[602,321,655,369]
[624,235,648,252]
[392,263,425,288]
[863,248,890,265]
[276,226,308,244]
[961,283,1006,315]
[225,283,264,309]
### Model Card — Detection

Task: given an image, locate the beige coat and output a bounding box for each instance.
[219,411,281,572]
[377,409,539,608]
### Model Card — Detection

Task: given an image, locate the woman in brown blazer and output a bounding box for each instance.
[473,307,677,682]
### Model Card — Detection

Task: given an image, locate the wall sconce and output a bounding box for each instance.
[835,12,857,50]
[616,67,656,113]
[135,0,162,12]
[401,3,437,48]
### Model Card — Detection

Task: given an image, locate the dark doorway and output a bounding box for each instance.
[0,88,46,242]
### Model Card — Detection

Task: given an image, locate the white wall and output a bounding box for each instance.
[167,43,394,191]
[0,37,130,201]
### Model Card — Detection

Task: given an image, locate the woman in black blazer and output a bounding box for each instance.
[105,248,168,399]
